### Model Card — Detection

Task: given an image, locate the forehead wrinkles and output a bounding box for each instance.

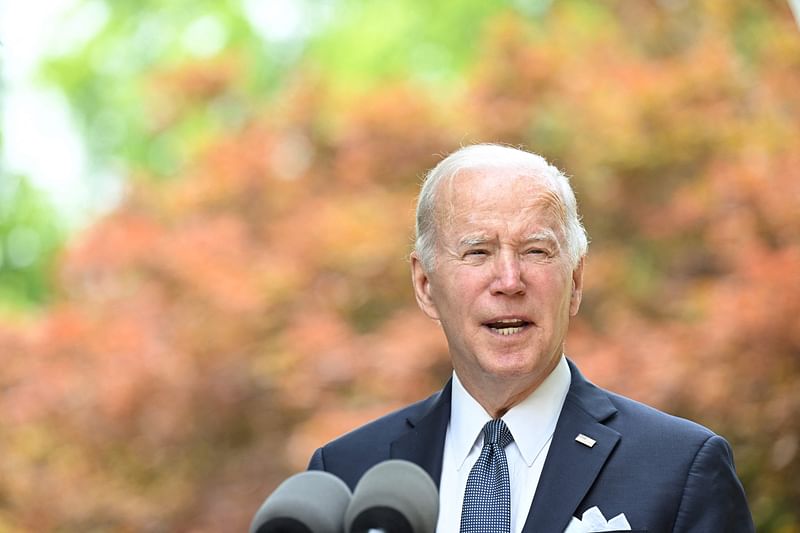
[434,174,568,240]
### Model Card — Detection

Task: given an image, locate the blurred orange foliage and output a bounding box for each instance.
[1,1,799,531]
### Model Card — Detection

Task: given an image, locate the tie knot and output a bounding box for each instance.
[483,419,513,448]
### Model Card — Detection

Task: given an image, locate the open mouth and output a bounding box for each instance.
[483,318,531,336]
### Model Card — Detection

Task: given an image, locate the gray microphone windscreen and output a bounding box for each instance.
[250,470,352,533]
[345,459,439,533]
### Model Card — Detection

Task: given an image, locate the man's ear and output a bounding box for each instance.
[569,256,585,316]
[410,252,440,321]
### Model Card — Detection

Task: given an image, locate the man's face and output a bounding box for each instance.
[411,168,583,398]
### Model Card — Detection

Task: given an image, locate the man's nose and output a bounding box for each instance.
[490,252,526,295]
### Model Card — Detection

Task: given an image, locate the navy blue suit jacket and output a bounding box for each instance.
[308,360,754,532]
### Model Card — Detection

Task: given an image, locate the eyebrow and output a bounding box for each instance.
[458,234,492,248]
[525,229,559,244]
[456,229,561,248]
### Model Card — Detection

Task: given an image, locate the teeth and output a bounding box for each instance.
[491,326,524,335]
[486,318,528,335]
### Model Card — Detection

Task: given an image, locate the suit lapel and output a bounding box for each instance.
[387,363,620,530]
[522,361,620,532]
[390,379,452,488]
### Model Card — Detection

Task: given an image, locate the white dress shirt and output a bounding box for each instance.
[436,356,571,533]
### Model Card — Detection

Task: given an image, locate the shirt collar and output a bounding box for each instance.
[450,355,572,469]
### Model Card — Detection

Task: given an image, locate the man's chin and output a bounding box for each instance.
[480,360,540,380]
[478,353,560,382]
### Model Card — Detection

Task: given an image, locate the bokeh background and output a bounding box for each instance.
[1,0,799,531]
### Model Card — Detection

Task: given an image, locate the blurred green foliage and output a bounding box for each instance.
[36,0,554,182]
[40,0,276,179]
[0,175,62,309]
[305,0,513,89]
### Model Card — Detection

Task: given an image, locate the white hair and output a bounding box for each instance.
[414,144,588,271]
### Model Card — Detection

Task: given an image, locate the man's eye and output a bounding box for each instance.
[527,248,548,256]
[464,249,488,257]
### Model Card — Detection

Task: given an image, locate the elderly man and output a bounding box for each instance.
[308,144,754,532]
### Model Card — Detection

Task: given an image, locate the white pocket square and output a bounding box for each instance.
[563,506,631,532]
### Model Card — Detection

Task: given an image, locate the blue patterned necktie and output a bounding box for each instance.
[460,418,514,533]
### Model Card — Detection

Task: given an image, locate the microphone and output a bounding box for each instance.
[345,460,439,533]
[250,470,352,533]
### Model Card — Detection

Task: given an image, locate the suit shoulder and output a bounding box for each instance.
[570,383,753,529]
[599,391,752,530]
[309,388,445,487]
[327,390,441,447]
[567,360,718,446]
[603,388,718,444]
